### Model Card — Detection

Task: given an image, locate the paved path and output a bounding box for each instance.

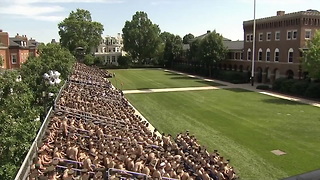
[124,69,320,108]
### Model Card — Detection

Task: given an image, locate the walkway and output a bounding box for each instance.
[124,69,320,108]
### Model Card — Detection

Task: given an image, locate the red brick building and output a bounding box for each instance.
[0,30,38,69]
[225,9,320,83]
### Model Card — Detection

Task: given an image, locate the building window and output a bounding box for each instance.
[258,48,263,61]
[275,31,280,41]
[112,56,116,62]
[240,52,243,60]
[107,56,110,64]
[247,48,251,60]
[292,30,298,40]
[246,34,250,42]
[305,29,311,39]
[267,32,271,41]
[259,33,263,41]
[250,34,253,42]
[274,48,280,62]
[288,48,294,63]
[11,53,17,64]
[287,31,292,40]
[113,48,116,52]
[266,48,270,61]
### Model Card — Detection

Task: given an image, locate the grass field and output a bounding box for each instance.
[109,69,320,179]
[108,69,223,90]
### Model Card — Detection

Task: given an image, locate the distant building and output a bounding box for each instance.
[225,9,320,83]
[0,30,38,69]
[94,33,126,66]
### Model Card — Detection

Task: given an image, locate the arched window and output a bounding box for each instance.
[274,48,280,62]
[258,48,263,61]
[266,48,271,61]
[247,48,252,61]
[288,48,294,63]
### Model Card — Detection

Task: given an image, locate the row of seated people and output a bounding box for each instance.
[29,63,238,180]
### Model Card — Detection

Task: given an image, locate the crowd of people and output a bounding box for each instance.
[29,62,238,180]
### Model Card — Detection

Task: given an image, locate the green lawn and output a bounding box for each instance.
[125,90,320,179]
[108,69,223,90]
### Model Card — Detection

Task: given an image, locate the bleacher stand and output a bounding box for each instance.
[29,62,238,180]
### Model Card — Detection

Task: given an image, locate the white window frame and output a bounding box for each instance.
[287,30,292,40]
[11,53,17,64]
[275,31,280,41]
[247,48,252,61]
[292,30,298,40]
[112,56,116,62]
[266,32,271,41]
[259,33,263,41]
[288,48,294,63]
[266,48,270,61]
[305,29,312,39]
[274,48,280,62]
[258,48,263,61]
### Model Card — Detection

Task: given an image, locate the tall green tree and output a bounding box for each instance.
[183,33,195,44]
[303,30,320,80]
[197,30,227,77]
[122,11,161,64]
[58,9,104,55]
[160,32,182,67]
[0,70,40,180]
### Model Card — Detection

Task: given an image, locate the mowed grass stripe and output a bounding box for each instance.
[125,90,320,179]
[108,69,224,90]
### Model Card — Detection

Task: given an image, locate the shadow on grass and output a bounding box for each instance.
[194,80,226,87]
[262,98,305,105]
[224,88,253,93]
[164,72,181,76]
[170,76,195,80]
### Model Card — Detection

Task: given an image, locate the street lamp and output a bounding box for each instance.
[42,70,61,121]
[251,0,257,86]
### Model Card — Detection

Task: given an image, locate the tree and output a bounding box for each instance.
[183,33,195,44]
[197,30,227,77]
[160,32,183,67]
[303,30,320,80]
[122,11,161,64]
[0,70,40,180]
[58,9,104,55]
[83,54,95,66]
[117,55,132,68]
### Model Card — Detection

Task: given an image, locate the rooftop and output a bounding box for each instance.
[244,9,320,25]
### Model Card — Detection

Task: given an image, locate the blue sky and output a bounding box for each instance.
[0,0,319,43]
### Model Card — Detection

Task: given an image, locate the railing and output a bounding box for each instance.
[14,80,68,180]
[14,107,53,180]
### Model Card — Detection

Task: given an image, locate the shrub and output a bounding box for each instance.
[279,79,296,93]
[272,78,287,91]
[290,80,309,96]
[256,84,270,90]
[304,82,320,99]
[217,70,249,84]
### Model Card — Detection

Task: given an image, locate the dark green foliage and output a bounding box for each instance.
[291,80,310,96]
[304,82,320,98]
[83,54,95,66]
[122,11,161,64]
[217,70,250,84]
[256,84,270,90]
[183,33,195,44]
[117,55,132,68]
[303,30,320,80]
[279,79,296,93]
[272,78,288,91]
[58,9,104,55]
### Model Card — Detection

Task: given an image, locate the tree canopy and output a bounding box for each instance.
[197,31,227,76]
[58,9,104,55]
[160,32,183,67]
[122,11,161,64]
[303,30,320,80]
[183,33,195,44]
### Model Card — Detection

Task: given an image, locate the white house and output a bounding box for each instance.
[94,33,126,66]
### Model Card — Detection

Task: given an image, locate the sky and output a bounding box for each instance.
[0,0,319,43]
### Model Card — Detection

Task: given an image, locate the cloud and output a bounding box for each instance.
[238,0,317,5]
[0,0,123,22]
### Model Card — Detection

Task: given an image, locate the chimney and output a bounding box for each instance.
[207,30,211,34]
[277,11,285,16]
